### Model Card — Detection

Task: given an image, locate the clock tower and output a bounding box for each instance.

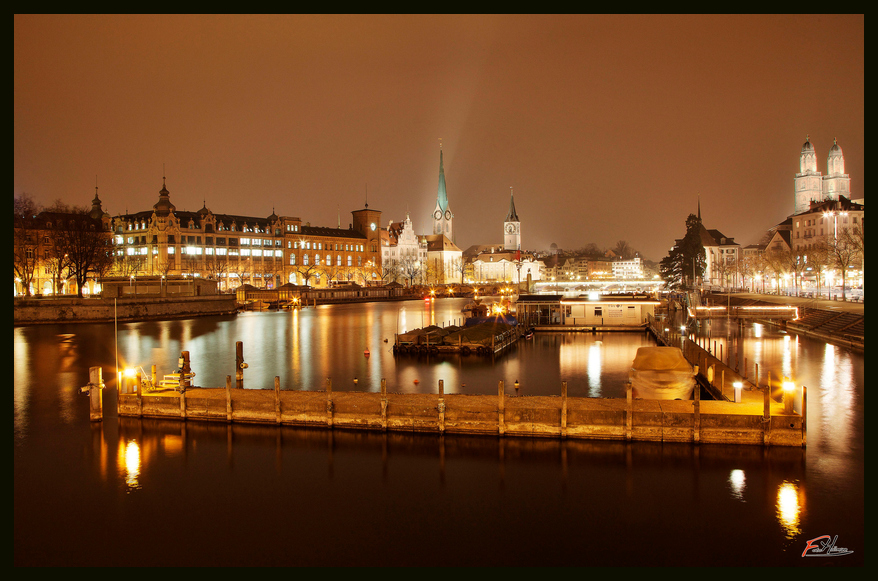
[432,144,453,242]
[503,188,520,251]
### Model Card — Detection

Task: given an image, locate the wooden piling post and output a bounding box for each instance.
[763,384,771,445]
[626,382,633,441]
[136,370,143,417]
[498,381,505,436]
[326,377,333,428]
[381,378,387,430]
[179,387,187,419]
[438,379,445,433]
[275,376,281,424]
[693,378,701,444]
[802,386,807,447]
[236,342,245,389]
[88,366,103,422]
[180,351,191,390]
[226,375,232,422]
[561,381,568,438]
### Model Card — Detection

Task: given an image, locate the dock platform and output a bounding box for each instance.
[109,378,805,447]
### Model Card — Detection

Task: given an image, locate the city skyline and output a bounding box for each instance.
[14,15,864,261]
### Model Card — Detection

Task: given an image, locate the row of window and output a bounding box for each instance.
[118,235,284,247]
[120,247,284,258]
[292,254,364,267]
[118,222,273,234]
[292,240,364,251]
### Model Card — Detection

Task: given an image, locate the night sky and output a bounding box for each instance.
[14,14,864,261]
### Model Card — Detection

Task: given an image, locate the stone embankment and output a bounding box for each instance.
[13,295,237,325]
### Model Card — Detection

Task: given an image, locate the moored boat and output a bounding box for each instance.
[628,346,696,400]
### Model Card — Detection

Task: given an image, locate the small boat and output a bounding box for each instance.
[628,346,696,400]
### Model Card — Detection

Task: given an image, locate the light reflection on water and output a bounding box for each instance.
[93,298,661,398]
[776,481,803,539]
[13,299,864,566]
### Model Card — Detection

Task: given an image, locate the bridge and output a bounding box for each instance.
[687,305,799,321]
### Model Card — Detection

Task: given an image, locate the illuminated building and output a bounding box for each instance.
[795,137,853,214]
[109,177,381,290]
[380,213,428,285]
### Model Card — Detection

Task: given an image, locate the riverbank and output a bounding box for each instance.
[13,295,237,325]
[709,292,864,352]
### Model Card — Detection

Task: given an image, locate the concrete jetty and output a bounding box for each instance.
[93,367,805,447]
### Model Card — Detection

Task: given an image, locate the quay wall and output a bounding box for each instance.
[114,384,805,447]
[13,295,237,326]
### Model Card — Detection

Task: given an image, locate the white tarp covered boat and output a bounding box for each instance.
[628,346,696,400]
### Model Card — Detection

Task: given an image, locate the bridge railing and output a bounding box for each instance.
[687,305,798,320]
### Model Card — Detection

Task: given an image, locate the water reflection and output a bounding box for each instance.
[728,469,746,501]
[13,301,864,566]
[776,480,803,539]
[119,439,142,491]
[58,299,661,398]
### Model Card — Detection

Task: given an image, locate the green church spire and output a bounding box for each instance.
[437,148,448,212]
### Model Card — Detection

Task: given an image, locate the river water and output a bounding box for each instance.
[13,297,864,566]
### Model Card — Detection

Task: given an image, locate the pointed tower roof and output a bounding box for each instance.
[506,188,519,222]
[153,175,176,217]
[89,184,105,220]
[436,147,449,213]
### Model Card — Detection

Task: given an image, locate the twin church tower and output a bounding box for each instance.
[430,143,520,251]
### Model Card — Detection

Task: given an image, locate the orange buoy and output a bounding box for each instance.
[364,349,370,357]
[414,379,420,384]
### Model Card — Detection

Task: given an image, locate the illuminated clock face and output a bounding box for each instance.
[370,223,376,231]
[445,210,451,220]
[434,210,442,220]
[506,224,514,233]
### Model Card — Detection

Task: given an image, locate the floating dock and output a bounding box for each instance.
[393,320,522,356]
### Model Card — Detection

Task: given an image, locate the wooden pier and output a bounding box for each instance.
[85,362,805,447]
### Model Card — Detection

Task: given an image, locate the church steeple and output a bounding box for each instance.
[432,140,453,241]
[436,148,448,213]
[506,188,519,222]
[503,187,521,251]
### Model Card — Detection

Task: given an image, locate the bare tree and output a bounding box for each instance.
[612,240,635,260]
[53,209,113,297]
[13,194,41,296]
[785,249,808,296]
[399,256,422,287]
[828,226,863,300]
[295,262,321,287]
[450,256,471,284]
[763,247,790,294]
[807,241,831,297]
